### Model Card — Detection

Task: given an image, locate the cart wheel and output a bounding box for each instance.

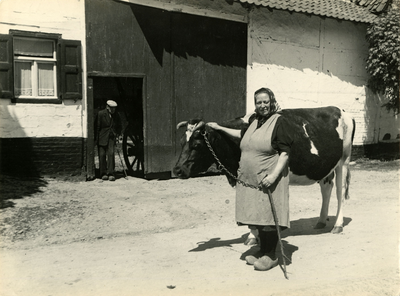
[122,126,144,177]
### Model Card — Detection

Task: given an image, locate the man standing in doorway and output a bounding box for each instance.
[95,100,122,181]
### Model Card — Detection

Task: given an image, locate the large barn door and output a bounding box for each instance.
[85,0,247,177]
[172,13,247,166]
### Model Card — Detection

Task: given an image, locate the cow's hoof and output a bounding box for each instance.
[314,222,326,229]
[331,226,343,234]
[245,238,258,246]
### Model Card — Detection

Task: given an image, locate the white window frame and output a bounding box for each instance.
[13,37,58,99]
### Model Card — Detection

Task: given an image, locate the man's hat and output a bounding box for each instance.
[107,100,117,107]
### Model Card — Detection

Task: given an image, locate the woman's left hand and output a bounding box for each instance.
[260,174,277,188]
[260,152,289,188]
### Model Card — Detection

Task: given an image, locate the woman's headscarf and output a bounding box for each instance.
[253,87,281,126]
[254,87,280,114]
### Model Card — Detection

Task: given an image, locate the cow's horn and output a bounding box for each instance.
[193,121,205,131]
[176,121,188,130]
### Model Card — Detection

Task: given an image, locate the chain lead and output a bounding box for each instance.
[202,131,262,191]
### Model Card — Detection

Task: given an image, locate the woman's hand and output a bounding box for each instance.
[260,152,289,188]
[260,174,278,188]
[206,122,221,130]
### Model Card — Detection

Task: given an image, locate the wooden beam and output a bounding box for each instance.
[114,0,248,23]
[86,77,95,180]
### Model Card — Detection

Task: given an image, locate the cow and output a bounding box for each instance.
[173,106,355,238]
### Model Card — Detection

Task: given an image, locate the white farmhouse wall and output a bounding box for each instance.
[247,7,399,145]
[371,91,400,142]
[0,0,87,138]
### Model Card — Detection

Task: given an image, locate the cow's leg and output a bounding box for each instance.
[331,160,351,234]
[315,172,334,229]
[331,112,353,234]
[332,163,344,233]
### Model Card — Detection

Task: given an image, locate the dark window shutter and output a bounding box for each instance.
[0,34,14,99]
[58,39,82,100]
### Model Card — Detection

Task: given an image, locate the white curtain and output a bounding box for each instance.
[15,62,32,96]
[38,63,54,96]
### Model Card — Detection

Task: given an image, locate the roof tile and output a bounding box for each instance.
[239,0,380,23]
[351,0,391,12]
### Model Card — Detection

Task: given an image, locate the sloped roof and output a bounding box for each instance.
[239,0,381,23]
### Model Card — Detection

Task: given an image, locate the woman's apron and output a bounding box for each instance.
[236,113,290,227]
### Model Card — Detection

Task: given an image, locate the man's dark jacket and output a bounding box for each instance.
[95,109,122,146]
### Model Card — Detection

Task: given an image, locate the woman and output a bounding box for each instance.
[207,87,293,271]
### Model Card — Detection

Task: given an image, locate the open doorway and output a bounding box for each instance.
[92,76,144,178]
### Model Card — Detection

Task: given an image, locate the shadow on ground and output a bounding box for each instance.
[284,216,352,237]
[0,175,48,209]
[189,233,249,252]
[187,216,352,268]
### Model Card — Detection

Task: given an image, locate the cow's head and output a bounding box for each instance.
[173,118,241,187]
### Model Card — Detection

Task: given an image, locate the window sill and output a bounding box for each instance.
[13,98,62,104]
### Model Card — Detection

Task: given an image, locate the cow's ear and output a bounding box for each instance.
[194,121,205,131]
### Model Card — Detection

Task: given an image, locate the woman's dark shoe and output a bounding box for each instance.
[101,175,109,181]
[109,175,116,181]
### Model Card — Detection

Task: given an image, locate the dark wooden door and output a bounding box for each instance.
[172,13,247,162]
[85,0,247,176]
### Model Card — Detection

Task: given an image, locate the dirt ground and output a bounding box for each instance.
[0,159,399,296]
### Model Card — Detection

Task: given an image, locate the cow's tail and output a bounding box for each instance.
[344,167,351,200]
[344,117,356,200]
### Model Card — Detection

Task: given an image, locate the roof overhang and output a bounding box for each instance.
[239,0,379,23]
[114,0,249,23]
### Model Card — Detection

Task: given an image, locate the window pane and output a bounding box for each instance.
[14,38,54,58]
[38,63,55,96]
[15,61,32,96]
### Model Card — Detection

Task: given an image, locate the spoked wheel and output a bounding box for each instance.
[122,125,144,177]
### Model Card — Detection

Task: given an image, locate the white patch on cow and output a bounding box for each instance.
[185,131,192,142]
[302,123,319,155]
[336,114,344,140]
[185,123,197,142]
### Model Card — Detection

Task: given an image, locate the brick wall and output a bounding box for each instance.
[0,137,85,177]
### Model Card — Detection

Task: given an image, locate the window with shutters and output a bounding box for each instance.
[14,37,57,99]
[0,30,82,103]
